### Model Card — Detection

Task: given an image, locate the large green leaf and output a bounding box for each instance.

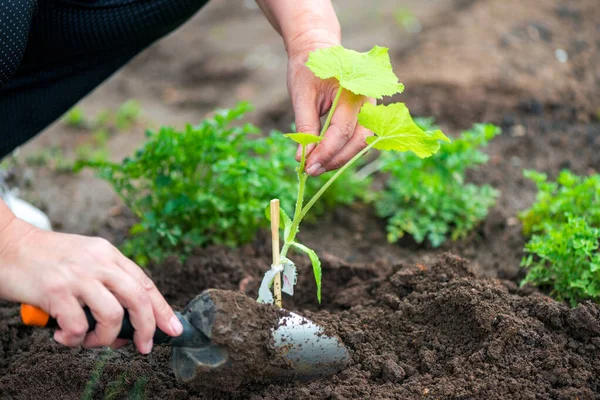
[284,133,323,145]
[358,102,450,157]
[306,45,404,99]
[291,242,322,303]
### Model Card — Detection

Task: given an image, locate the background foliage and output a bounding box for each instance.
[372,120,500,247]
[77,102,368,265]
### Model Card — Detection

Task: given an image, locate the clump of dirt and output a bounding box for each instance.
[183,289,289,392]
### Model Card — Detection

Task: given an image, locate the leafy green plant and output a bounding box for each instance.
[81,350,112,400]
[25,146,73,173]
[394,8,421,33]
[257,45,450,304]
[115,100,142,131]
[63,106,87,128]
[519,170,600,236]
[77,102,367,266]
[364,122,499,247]
[521,215,600,306]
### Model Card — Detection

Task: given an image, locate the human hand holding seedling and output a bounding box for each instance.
[257,0,374,176]
[258,45,451,305]
[0,200,182,354]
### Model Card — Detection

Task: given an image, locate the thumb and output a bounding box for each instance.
[291,89,320,161]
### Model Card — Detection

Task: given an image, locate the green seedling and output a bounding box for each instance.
[115,100,142,131]
[370,122,500,247]
[519,170,600,236]
[521,215,600,306]
[258,45,450,305]
[63,106,87,128]
[394,8,421,33]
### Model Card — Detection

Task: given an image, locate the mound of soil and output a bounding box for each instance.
[1,252,599,399]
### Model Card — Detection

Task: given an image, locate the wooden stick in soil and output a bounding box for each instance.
[270,199,282,308]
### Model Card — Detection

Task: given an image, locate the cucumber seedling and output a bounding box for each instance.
[258,45,450,305]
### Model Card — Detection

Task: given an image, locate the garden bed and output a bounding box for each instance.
[1,249,600,399]
[1,0,600,398]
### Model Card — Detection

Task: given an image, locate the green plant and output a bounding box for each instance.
[394,8,421,33]
[257,45,450,304]
[77,102,366,266]
[81,350,112,400]
[366,122,499,247]
[63,106,87,128]
[25,146,73,172]
[521,215,600,306]
[103,372,127,400]
[519,170,600,236]
[115,100,142,130]
[128,376,148,400]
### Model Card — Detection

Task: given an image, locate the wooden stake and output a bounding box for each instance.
[270,199,282,308]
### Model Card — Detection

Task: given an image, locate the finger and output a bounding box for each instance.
[52,296,89,347]
[291,88,320,161]
[100,265,156,354]
[322,124,372,171]
[306,90,365,176]
[322,99,376,171]
[115,256,183,339]
[109,339,129,349]
[80,283,124,349]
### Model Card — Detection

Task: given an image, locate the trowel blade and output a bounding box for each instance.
[270,312,350,379]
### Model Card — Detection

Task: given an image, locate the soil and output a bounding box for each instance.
[2,253,600,399]
[181,289,289,391]
[1,0,600,398]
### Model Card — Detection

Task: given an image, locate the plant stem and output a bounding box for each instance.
[279,87,350,260]
[286,145,307,244]
[301,140,378,219]
[319,88,343,137]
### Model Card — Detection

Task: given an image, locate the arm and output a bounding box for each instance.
[257,0,374,176]
[0,200,182,353]
[256,0,341,52]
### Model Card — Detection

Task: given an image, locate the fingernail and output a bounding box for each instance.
[170,315,183,336]
[306,163,322,176]
[53,331,64,344]
[142,339,153,354]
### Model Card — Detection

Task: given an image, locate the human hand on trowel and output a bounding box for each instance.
[0,0,354,385]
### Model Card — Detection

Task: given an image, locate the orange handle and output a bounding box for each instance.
[20,304,51,327]
[20,303,175,344]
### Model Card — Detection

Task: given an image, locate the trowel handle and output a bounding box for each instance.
[20,304,172,344]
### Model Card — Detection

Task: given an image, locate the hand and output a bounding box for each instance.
[0,215,183,354]
[286,31,375,177]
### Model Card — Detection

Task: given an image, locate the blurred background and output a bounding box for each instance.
[2,0,598,239]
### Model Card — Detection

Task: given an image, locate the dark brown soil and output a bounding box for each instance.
[182,289,288,392]
[1,0,600,398]
[2,253,600,399]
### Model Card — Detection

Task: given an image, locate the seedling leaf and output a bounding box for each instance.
[291,242,322,303]
[306,45,404,99]
[358,102,450,157]
[284,133,323,145]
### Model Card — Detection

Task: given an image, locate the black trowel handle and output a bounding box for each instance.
[21,304,172,344]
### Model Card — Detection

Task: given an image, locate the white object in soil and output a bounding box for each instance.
[2,190,52,231]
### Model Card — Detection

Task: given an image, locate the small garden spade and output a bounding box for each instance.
[20,290,350,387]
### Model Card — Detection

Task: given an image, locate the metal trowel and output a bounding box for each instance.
[20,289,349,389]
